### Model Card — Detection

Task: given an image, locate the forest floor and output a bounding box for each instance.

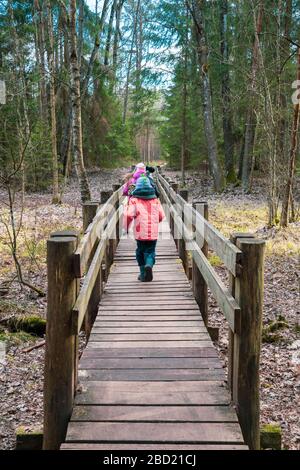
[0,167,299,450]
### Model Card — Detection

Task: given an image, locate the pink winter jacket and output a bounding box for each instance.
[123,197,165,241]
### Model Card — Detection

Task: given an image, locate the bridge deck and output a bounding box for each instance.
[62,223,247,450]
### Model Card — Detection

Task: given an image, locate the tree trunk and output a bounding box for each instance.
[69,0,91,202]
[112,0,125,87]
[123,0,141,124]
[220,0,235,183]
[77,0,84,69]
[280,45,300,227]
[81,0,110,97]
[104,0,117,67]
[181,7,189,186]
[46,1,60,204]
[241,2,263,191]
[33,0,47,123]
[191,0,224,192]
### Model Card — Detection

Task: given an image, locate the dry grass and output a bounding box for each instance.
[209,202,300,257]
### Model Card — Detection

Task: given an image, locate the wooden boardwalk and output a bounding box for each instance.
[62,222,247,450]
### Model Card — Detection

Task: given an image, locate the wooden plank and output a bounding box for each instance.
[98,306,199,312]
[104,287,191,292]
[88,333,209,341]
[65,422,244,443]
[78,357,222,369]
[74,380,226,392]
[78,369,225,381]
[99,300,197,306]
[90,327,206,333]
[102,293,194,299]
[87,341,213,348]
[95,316,204,322]
[75,389,231,406]
[92,321,206,327]
[82,348,218,358]
[61,443,248,450]
[70,405,237,422]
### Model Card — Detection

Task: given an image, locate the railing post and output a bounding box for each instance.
[178,189,189,274]
[100,189,113,204]
[171,182,179,193]
[228,233,254,394]
[82,202,101,337]
[192,201,209,325]
[231,235,265,450]
[100,190,113,281]
[82,201,99,232]
[43,231,78,450]
[169,182,178,241]
[112,184,120,246]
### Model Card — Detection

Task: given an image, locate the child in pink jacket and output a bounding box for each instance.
[123,175,165,282]
[122,163,146,197]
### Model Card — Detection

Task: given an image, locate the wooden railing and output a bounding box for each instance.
[43,184,123,450]
[156,171,265,450]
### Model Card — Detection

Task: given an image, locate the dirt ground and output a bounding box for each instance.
[0,168,299,449]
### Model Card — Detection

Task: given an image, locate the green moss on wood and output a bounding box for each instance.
[260,423,282,450]
[9,315,46,336]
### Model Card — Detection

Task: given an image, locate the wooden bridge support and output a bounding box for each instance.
[43,231,79,450]
[228,233,265,450]
[192,201,209,326]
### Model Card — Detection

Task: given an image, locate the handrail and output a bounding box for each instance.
[72,207,121,333]
[157,173,242,275]
[73,187,123,277]
[157,177,240,333]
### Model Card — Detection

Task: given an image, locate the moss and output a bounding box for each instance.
[16,426,43,436]
[260,423,282,450]
[261,424,281,434]
[262,318,289,343]
[13,316,46,336]
[208,254,223,267]
[15,427,43,450]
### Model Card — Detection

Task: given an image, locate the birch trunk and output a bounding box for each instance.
[69,0,91,202]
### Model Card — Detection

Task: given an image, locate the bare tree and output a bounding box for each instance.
[46,0,61,204]
[241,2,263,191]
[69,0,91,202]
[220,0,235,183]
[190,0,224,191]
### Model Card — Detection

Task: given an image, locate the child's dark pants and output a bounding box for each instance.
[135,240,157,268]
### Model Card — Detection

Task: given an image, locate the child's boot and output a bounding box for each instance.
[138,266,145,282]
[144,255,154,282]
